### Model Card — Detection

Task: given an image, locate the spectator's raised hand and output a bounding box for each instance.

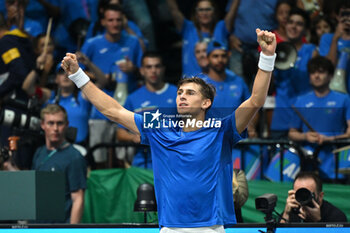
[118,57,135,74]
[229,34,243,53]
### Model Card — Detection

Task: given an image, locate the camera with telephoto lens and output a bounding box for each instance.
[0,97,41,132]
[0,96,43,170]
[295,188,316,208]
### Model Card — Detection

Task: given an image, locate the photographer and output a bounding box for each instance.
[3,104,87,224]
[280,171,347,223]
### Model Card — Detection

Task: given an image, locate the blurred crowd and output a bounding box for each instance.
[0,0,350,183]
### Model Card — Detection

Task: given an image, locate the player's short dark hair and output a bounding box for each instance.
[307,56,334,76]
[141,51,163,66]
[177,77,216,111]
[294,171,323,194]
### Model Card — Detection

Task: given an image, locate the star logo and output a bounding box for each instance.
[143,109,162,128]
[151,109,162,122]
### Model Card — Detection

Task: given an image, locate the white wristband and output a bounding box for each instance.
[258,52,277,72]
[68,68,90,88]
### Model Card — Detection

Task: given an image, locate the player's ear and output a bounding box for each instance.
[202,98,211,110]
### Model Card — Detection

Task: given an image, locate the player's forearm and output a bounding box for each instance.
[250,69,272,108]
[81,81,124,123]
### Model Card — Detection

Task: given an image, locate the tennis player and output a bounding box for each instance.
[61,28,276,233]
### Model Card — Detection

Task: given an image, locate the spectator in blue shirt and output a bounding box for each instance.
[166,0,240,76]
[116,51,177,169]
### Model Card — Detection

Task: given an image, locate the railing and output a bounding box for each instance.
[86,139,350,182]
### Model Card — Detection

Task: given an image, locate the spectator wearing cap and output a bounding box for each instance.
[202,40,251,121]
[200,40,255,222]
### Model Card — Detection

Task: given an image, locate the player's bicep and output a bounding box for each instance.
[235,98,259,134]
[116,108,140,135]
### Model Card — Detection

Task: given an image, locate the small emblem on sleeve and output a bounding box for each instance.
[2,48,21,64]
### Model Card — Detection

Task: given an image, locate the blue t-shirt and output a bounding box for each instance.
[48,92,91,143]
[9,19,43,37]
[85,20,148,48]
[291,90,350,179]
[81,31,142,74]
[319,33,350,93]
[25,0,59,29]
[32,144,87,223]
[227,0,277,45]
[53,0,89,52]
[203,70,250,118]
[271,43,316,131]
[134,111,242,227]
[0,0,5,15]
[291,91,350,134]
[81,31,143,119]
[181,19,229,76]
[122,84,177,168]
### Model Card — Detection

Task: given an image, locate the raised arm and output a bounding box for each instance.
[224,0,240,33]
[61,53,140,135]
[166,0,185,32]
[235,29,276,133]
[76,51,109,89]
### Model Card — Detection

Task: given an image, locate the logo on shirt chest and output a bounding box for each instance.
[327,101,336,107]
[141,101,151,107]
[121,47,130,52]
[305,102,314,108]
[99,48,108,54]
